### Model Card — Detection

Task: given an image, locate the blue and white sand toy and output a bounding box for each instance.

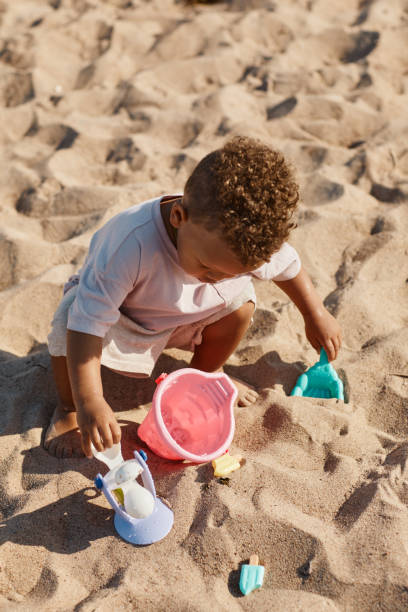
[93,443,174,545]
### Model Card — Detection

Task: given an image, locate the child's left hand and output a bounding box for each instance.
[302,307,341,361]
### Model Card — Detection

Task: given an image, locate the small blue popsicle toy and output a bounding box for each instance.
[290,348,344,400]
[239,554,265,595]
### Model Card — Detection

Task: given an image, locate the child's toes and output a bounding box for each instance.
[227,375,258,407]
[237,387,258,407]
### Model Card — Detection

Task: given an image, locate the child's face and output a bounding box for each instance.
[170,201,261,283]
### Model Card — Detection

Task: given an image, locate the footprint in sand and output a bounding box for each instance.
[341,30,380,64]
[0,71,34,107]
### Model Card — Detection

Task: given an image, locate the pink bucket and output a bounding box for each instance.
[138,368,237,462]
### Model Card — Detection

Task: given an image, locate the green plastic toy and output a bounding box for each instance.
[239,554,265,595]
[290,348,344,400]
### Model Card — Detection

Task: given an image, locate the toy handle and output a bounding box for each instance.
[133,450,156,499]
[218,373,238,400]
[319,348,329,364]
[91,442,124,470]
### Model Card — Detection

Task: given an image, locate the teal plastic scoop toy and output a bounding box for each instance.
[290,348,344,400]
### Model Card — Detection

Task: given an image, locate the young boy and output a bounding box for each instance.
[45,136,341,459]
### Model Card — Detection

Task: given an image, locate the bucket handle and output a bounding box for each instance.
[216,373,238,400]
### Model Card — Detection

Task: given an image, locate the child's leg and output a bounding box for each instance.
[190,301,258,406]
[43,356,83,458]
[45,286,86,457]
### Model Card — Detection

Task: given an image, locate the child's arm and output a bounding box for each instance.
[274,267,341,361]
[66,330,121,458]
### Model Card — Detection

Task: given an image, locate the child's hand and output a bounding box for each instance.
[76,396,121,458]
[303,307,342,361]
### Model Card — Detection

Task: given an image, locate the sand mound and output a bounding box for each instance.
[1,0,407,610]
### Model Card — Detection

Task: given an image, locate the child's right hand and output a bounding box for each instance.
[76,396,121,458]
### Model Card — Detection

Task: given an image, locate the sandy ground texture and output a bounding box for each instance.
[1,0,408,610]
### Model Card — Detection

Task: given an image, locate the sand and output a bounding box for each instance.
[1,0,408,610]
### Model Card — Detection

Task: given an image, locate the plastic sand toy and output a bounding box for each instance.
[239,554,265,595]
[138,368,237,462]
[290,348,344,400]
[212,452,242,477]
[93,443,174,545]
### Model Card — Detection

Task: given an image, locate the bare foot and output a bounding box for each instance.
[230,376,259,407]
[43,404,84,458]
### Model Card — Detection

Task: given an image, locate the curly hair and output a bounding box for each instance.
[183,136,299,266]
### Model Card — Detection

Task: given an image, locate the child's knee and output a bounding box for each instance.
[218,300,254,337]
[234,300,255,325]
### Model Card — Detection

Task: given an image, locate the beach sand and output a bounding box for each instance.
[1,0,407,610]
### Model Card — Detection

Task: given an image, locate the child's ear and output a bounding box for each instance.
[170,199,189,228]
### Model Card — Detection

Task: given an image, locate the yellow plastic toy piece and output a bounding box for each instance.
[212,452,242,477]
[112,487,124,505]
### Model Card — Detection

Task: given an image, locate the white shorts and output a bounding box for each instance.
[47,282,256,377]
